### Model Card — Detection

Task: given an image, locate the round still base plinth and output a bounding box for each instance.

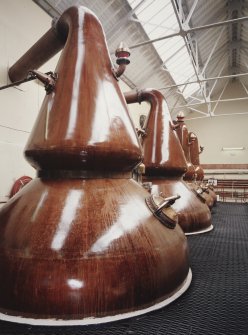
[185,224,214,236]
[0,269,192,326]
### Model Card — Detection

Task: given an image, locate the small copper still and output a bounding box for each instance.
[125,89,213,235]
[0,6,191,325]
[174,112,196,181]
[189,132,217,207]
[174,113,215,209]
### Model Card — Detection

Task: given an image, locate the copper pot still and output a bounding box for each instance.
[174,113,214,209]
[0,6,191,325]
[125,89,212,235]
[189,132,217,206]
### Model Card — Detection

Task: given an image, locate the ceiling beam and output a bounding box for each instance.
[228,0,242,72]
[239,79,248,96]
[184,0,199,26]
[185,111,248,121]
[128,16,248,50]
[170,0,208,110]
[158,71,248,90]
[208,59,227,98]
[173,96,248,110]
[200,26,225,75]
[211,79,230,115]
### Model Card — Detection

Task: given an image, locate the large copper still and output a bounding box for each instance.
[0,6,191,325]
[124,89,213,235]
[174,114,214,209]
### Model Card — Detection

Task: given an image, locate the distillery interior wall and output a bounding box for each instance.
[185,79,248,165]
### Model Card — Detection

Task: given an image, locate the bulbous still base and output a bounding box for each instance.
[143,177,213,235]
[0,178,190,325]
[0,269,192,326]
[187,182,214,210]
[208,188,217,206]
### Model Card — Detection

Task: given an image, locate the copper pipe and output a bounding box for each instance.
[29,70,57,94]
[9,25,130,83]
[113,63,127,78]
[125,90,179,146]
[8,28,64,82]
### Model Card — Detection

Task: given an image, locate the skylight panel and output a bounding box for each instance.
[127,0,201,101]
[128,0,142,7]
[156,37,184,60]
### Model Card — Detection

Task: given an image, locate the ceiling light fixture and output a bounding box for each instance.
[221,147,245,151]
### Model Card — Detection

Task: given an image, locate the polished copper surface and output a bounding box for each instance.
[174,114,215,208]
[189,132,204,181]
[188,132,216,208]
[189,182,214,209]
[0,6,190,324]
[8,28,64,82]
[174,113,195,181]
[0,178,189,321]
[125,89,212,234]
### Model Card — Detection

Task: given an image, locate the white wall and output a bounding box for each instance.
[0,1,61,205]
[126,100,150,129]
[185,80,248,165]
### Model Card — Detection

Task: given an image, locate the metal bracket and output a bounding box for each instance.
[193,187,207,203]
[29,70,58,94]
[0,70,57,93]
[145,194,180,229]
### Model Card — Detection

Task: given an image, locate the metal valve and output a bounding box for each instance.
[133,162,145,184]
[137,163,145,175]
[0,70,57,92]
[29,70,58,94]
[200,183,209,193]
[145,194,180,229]
[115,42,130,65]
[112,42,130,78]
[136,128,147,137]
[193,186,207,203]
[142,182,152,193]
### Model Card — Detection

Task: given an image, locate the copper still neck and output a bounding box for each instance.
[174,113,196,181]
[189,132,205,181]
[125,89,187,177]
[9,6,142,174]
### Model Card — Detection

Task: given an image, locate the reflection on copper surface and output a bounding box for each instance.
[51,190,83,251]
[0,6,190,324]
[67,279,84,289]
[125,89,212,234]
[66,8,85,139]
[90,198,147,253]
[31,190,48,222]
